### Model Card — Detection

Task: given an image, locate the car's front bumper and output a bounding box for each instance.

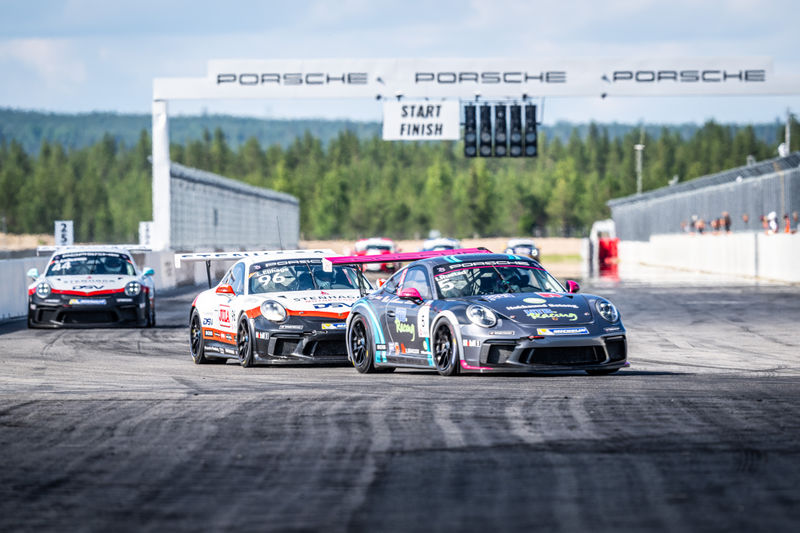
[251,316,349,364]
[458,323,627,373]
[28,294,149,328]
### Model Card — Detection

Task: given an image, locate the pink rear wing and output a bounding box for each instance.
[322,247,491,272]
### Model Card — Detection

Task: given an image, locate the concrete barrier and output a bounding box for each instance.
[0,256,49,321]
[620,232,800,283]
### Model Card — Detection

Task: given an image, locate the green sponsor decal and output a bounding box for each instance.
[394,318,416,341]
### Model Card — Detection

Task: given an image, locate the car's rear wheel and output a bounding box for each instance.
[433,321,460,376]
[349,315,376,373]
[237,318,255,368]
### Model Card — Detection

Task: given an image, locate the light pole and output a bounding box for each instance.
[634,143,645,195]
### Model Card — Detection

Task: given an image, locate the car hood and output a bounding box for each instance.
[38,275,138,294]
[267,289,362,318]
[466,292,595,326]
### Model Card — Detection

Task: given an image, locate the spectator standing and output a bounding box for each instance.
[723,211,732,232]
[784,214,792,233]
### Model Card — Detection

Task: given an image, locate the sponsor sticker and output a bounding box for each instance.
[417,303,431,338]
[219,305,231,326]
[394,318,416,341]
[68,298,106,305]
[523,297,546,304]
[489,330,515,335]
[506,304,547,310]
[525,309,577,321]
[462,338,481,347]
[604,326,622,332]
[313,302,351,309]
[255,332,269,339]
[322,323,347,330]
[395,307,407,322]
[279,324,303,330]
[536,327,590,336]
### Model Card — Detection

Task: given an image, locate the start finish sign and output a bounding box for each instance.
[382,100,460,141]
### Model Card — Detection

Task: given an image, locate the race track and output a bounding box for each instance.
[1,273,799,532]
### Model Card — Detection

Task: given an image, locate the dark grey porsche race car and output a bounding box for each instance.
[326,249,628,376]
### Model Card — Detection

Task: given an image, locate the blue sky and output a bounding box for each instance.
[0,0,798,124]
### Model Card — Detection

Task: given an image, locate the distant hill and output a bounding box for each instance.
[0,107,785,153]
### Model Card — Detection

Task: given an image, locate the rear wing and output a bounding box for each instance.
[173,249,334,269]
[37,245,151,256]
[174,249,335,288]
[322,247,491,272]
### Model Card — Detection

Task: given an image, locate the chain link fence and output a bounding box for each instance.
[608,153,800,241]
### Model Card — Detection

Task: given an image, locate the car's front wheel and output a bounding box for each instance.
[237,317,255,368]
[433,320,460,376]
[349,315,376,373]
[190,310,210,364]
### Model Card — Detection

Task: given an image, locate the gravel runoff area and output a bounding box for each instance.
[1,267,799,533]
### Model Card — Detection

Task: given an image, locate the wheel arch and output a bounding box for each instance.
[430,310,465,364]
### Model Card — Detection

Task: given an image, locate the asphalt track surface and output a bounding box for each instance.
[1,268,799,532]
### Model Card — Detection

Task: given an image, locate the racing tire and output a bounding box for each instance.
[145,300,156,328]
[586,368,620,376]
[237,317,255,368]
[190,310,212,364]
[433,320,460,377]
[349,315,377,374]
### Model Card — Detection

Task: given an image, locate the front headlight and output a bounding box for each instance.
[125,281,142,297]
[261,301,287,322]
[595,299,619,322]
[466,305,497,328]
[36,282,51,298]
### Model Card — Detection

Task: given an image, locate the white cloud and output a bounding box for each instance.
[0,38,86,87]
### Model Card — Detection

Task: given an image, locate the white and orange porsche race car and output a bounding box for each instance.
[176,249,370,367]
[27,245,156,328]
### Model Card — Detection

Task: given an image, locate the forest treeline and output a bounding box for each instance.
[0,119,797,243]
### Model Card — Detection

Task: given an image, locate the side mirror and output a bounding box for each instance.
[398,287,423,302]
[143,267,155,277]
[216,284,235,295]
[566,280,580,294]
[27,267,40,280]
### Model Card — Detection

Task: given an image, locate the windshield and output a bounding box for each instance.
[45,252,136,276]
[432,261,563,298]
[248,260,365,294]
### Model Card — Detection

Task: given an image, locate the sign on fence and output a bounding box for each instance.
[54,220,73,247]
[139,221,153,247]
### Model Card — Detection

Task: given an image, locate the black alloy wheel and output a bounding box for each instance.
[349,315,375,374]
[237,318,255,367]
[190,310,208,364]
[433,322,460,376]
